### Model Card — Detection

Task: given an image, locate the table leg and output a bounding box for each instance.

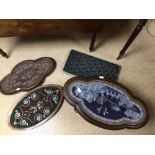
[89,32,98,52]
[0,48,9,58]
[117,19,148,60]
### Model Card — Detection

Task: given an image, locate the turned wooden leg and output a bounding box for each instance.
[117,19,148,60]
[0,48,9,58]
[89,32,98,52]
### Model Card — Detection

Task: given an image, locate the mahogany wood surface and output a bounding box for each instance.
[0,19,103,57]
[0,19,103,37]
[0,19,147,59]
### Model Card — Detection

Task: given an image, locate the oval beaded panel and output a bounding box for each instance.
[10,85,63,129]
[0,57,56,95]
[64,77,148,130]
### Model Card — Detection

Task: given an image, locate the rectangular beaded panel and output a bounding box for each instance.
[63,50,121,81]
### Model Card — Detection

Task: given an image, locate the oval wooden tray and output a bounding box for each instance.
[9,84,63,130]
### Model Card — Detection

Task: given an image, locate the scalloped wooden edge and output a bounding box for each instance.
[0,57,56,95]
[63,77,149,130]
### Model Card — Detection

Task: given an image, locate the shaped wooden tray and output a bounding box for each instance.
[9,85,63,129]
[63,77,149,130]
[0,57,56,95]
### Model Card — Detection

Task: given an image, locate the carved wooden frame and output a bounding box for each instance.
[63,77,149,130]
[0,57,56,95]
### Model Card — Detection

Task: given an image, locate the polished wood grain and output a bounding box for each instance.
[0,19,103,37]
[0,19,104,57]
[0,19,147,59]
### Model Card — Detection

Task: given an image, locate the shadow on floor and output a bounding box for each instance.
[94,19,136,50]
[7,34,73,56]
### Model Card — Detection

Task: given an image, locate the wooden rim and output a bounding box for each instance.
[0,57,57,95]
[9,84,64,130]
[63,77,149,130]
